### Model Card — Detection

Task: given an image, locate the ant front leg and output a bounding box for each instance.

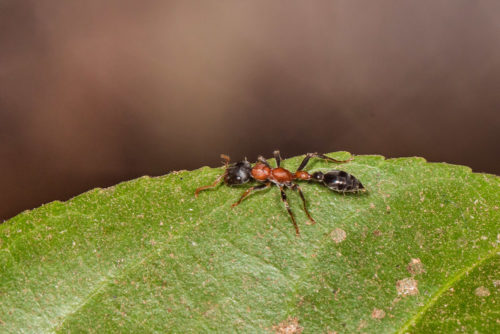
[279,186,300,236]
[296,152,353,172]
[257,155,271,168]
[231,182,270,208]
[291,184,316,225]
[194,154,231,197]
[195,173,225,198]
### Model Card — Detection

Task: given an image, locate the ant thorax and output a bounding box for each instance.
[250,163,270,181]
[269,167,294,187]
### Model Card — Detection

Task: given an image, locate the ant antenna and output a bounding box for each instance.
[220,154,230,167]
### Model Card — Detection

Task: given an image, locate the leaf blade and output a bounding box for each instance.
[1,153,499,333]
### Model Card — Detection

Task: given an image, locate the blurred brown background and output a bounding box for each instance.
[1,1,499,221]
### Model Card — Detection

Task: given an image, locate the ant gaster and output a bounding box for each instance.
[195,151,365,236]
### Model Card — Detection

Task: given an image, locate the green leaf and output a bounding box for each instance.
[1,153,499,333]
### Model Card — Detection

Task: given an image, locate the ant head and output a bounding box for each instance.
[224,160,253,185]
[311,171,324,182]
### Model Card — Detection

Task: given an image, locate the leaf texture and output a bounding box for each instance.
[1,153,499,333]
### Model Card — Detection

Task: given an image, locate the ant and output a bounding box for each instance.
[195,150,365,236]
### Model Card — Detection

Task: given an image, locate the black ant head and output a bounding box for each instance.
[224,160,253,185]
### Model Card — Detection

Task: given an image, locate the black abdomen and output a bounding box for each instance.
[323,170,364,192]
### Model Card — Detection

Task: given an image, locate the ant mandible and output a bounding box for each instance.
[195,150,365,236]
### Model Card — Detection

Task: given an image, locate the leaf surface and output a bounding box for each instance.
[1,153,499,333]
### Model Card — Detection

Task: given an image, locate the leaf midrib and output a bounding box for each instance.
[397,245,500,333]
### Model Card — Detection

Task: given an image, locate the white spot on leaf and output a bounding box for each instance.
[371,308,386,319]
[407,258,425,275]
[272,317,303,334]
[396,278,419,296]
[330,228,347,244]
[474,286,490,297]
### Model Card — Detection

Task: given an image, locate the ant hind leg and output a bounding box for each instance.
[292,184,316,225]
[296,152,353,172]
[279,187,300,236]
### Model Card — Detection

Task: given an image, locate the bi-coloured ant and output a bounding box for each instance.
[195,151,365,235]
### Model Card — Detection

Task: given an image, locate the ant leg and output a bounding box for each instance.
[296,152,353,172]
[231,182,270,207]
[195,173,225,197]
[279,186,300,236]
[292,184,316,225]
[257,155,271,168]
[273,150,282,167]
[194,154,231,197]
[314,153,353,163]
